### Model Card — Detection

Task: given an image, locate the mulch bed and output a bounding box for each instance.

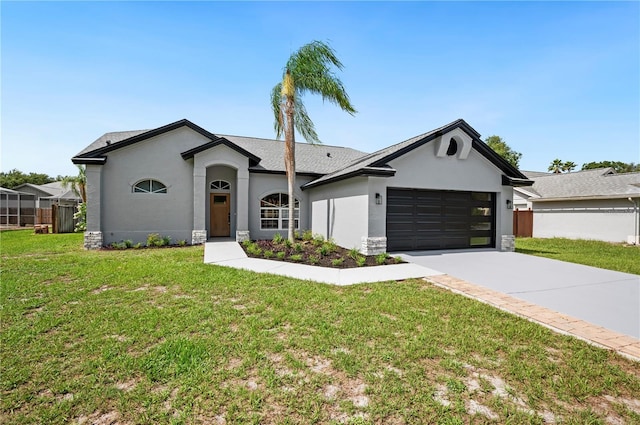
[241,239,405,269]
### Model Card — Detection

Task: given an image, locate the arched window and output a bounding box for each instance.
[133,179,167,194]
[210,180,230,191]
[260,193,299,230]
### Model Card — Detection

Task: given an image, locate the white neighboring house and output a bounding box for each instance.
[72,118,532,252]
[514,168,640,244]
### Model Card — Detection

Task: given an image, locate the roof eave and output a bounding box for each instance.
[180,137,261,163]
[72,157,107,165]
[532,194,640,202]
[302,167,396,190]
[502,175,534,187]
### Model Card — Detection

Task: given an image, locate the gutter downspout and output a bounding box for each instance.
[629,197,640,245]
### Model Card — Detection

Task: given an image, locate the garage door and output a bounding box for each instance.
[386,188,495,251]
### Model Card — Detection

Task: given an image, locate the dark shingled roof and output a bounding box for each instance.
[517,168,640,201]
[72,118,530,187]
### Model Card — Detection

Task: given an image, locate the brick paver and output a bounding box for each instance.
[427,274,640,362]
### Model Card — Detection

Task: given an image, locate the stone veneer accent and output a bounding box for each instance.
[236,230,250,243]
[83,231,103,250]
[191,230,207,245]
[361,236,387,256]
[501,234,515,252]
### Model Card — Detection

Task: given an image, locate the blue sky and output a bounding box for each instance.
[2,1,639,178]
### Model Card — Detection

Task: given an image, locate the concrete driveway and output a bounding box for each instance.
[396,250,640,339]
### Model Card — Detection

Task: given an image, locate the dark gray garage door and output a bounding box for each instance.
[386,188,495,251]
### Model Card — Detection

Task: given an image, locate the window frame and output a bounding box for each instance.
[260,192,300,230]
[132,179,167,194]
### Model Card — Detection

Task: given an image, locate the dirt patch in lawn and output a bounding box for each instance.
[241,239,405,268]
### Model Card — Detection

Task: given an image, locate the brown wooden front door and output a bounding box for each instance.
[210,193,230,237]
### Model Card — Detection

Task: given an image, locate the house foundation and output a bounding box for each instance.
[83,231,103,250]
[501,235,515,252]
[191,230,207,245]
[361,236,387,255]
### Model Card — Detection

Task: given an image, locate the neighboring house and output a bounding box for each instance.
[0,187,36,226]
[12,182,81,208]
[72,118,531,252]
[514,169,640,244]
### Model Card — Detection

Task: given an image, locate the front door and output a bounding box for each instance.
[210,193,230,237]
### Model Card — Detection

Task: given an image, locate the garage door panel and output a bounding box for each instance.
[387,188,496,251]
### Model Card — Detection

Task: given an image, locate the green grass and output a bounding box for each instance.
[516,237,640,275]
[2,230,639,424]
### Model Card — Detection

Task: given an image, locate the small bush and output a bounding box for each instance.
[308,255,319,265]
[302,230,314,241]
[162,235,171,246]
[272,233,284,244]
[312,234,325,247]
[283,238,293,249]
[294,242,304,253]
[289,254,303,262]
[276,251,286,260]
[133,243,142,249]
[356,256,367,267]
[263,250,274,259]
[246,242,262,256]
[316,245,331,257]
[294,230,302,240]
[111,241,127,250]
[177,240,187,247]
[147,233,163,247]
[242,239,252,247]
[375,252,390,265]
[124,240,133,248]
[348,247,360,260]
[331,258,344,267]
[394,256,403,264]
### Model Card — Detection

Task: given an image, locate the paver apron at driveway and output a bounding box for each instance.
[397,250,640,339]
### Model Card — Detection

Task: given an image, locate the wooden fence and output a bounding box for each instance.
[51,205,77,233]
[513,209,533,238]
[37,208,52,225]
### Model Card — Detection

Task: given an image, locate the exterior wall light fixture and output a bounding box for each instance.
[506,199,513,209]
[375,193,382,205]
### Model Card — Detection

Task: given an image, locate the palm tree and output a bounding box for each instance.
[562,161,577,173]
[271,41,356,241]
[548,159,564,174]
[61,164,86,202]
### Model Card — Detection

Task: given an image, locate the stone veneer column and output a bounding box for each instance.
[235,170,250,242]
[361,236,387,255]
[501,235,515,252]
[83,164,103,250]
[191,164,207,245]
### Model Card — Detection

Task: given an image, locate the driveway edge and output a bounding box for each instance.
[427,274,640,362]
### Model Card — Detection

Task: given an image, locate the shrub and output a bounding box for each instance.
[74,202,87,232]
[283,238,293,248]
[316,245,330,257]
[348,247,360,260]
[272,233,284,244]
[356,256,367,267]
[312,234,325,247]
[294,230,302,240]
[162,235,171,246]
[177,239,187,247]
[331,258,344,267]
[242,239,252,247]
[276,251,286,260]
[147,233,163,247]
[375,252,390,265]
[263,250,274,259]
[245,242,262,256]
[289,254,303,262]
[394,256,403,264]
[124,240,134,248]
[302,229,314,241]
[308,255,319,265]
[133,243,142,249]
[294,242,304,253]
[111,241,127,250]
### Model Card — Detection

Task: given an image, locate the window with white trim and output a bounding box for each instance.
[260,193,299,230]
[210,180,230,191]
[133,179,167,194]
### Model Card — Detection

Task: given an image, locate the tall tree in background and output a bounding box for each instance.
[271,41,356,242]
[548,159,564,173]
[582,161,640,173]
[484,135,522,169]
[561,161,577,173]
[0,169,55,188]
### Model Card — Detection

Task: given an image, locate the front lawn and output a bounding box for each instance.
[516,237,640,275]
[2,230,639,424]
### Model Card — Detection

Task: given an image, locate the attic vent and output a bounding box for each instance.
[446,138,458,156]
[106,140,112,145]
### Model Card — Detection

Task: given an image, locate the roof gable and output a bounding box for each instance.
[302,119,530,189]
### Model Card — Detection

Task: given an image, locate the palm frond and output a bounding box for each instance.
[294,101,319,144]
[270,83,284,139]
